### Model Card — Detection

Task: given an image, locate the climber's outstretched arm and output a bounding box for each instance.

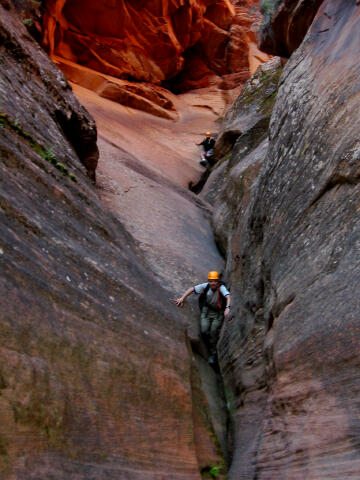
[174,287,194,307]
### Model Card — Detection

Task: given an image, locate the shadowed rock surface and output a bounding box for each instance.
[196,57,281,213]
[214,57,282,160]
[258,0,324,56]
[0,3,228,478]
[213,0,360,477]
[2,0,360,477]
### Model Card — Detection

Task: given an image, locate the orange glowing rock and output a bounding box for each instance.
[42,0,268,92]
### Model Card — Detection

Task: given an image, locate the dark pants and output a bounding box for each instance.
[200,306,224,355]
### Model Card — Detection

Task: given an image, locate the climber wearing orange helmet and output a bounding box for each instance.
[197,133,216,152]
[175,271,231,363]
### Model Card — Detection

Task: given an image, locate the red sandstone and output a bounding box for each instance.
[42,0,268,92]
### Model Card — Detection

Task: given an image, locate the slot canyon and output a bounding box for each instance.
[0,0,359,479]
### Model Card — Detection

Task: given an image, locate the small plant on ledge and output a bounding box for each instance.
[201,463,226,479]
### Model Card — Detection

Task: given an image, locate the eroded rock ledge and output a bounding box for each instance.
[11,0,270,117]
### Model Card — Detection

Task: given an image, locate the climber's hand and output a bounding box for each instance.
[174,298,184,307]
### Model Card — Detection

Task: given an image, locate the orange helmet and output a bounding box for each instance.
[208,271,220,280]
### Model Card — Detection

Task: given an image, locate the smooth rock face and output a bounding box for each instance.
[74,83,226,294]
[0,3,227,478]
[41,0,266,91]
[215,0,360,478]
[258,0,324,56]
[3,0,359,477]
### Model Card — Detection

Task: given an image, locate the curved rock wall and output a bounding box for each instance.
[0,3,226,478]
[41,0,266,91]
[213,0,360,477]
[258,0,324,56]
[2,0,359,477]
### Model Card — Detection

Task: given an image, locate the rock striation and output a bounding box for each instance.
[12,0,270,116]
[0,3,227,478]
[55,58,178,120]
[0,0,99,181]
[2,0,359,477]
[212,0,360,477]
[215,57,282,160]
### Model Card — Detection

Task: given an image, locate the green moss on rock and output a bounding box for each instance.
[0,111,77,183]
[238,65,282,115]
[260,0,279,17]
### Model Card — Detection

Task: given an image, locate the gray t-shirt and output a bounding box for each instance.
[194,282,230,309]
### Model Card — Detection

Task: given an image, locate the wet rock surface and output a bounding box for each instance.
[214,0,360,477]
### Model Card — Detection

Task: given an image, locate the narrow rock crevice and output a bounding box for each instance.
[54,109,98,182]
[187,331,232,476]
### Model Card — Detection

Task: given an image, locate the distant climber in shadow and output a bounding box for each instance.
[189,132,218,194]
[198,132,217,168]
[174,271,231,365]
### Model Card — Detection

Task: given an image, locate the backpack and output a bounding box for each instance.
[198,281,228,312]
[202,137,215,151]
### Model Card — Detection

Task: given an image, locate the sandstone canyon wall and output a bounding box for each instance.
[40,0,267,92]
[11,0,269,119]
[0,2,228,478]
[1,0,360,478]
[258,0,324,56]
[209,0,360,477]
